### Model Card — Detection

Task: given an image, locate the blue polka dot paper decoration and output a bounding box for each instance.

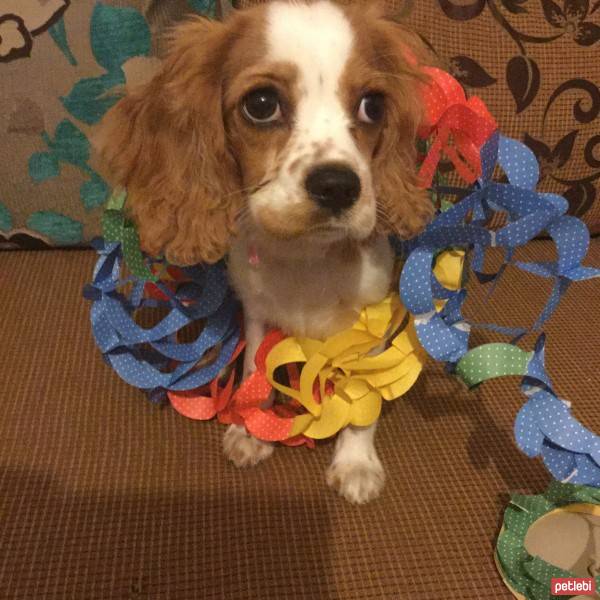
[84,237,240,399]
[399,133,600,486]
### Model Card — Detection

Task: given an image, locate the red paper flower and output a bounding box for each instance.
[168,331,315,448]
[228,331,315,447]
[418,67,497,187]
[168,339,246,423]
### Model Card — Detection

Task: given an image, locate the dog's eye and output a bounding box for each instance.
[357,93,384,124]
[242,87,282,124]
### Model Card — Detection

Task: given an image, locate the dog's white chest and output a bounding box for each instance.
[228,235,394,339]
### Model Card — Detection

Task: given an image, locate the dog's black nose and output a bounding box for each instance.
[305,164,361,213]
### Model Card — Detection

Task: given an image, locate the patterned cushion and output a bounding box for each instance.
[235,0,600,234]
[0,0,221,249]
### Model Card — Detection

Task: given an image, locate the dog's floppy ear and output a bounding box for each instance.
[366,14,436,240]
[95,17,241,265]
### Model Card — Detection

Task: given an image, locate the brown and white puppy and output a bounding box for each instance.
[97,0,433,504]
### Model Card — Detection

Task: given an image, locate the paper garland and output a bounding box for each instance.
[495,482,600,600]
[168,251,461,442]
[231,290,432,442]
[85,63,600,486]
[168,251,458,444]
[85,197,240,397]
[399,125,600,484]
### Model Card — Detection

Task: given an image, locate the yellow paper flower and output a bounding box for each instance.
[263,250,465,440]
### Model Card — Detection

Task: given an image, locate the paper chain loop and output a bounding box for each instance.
[85,64,600,486]
[495,482,600,600]
[85,208,240,396]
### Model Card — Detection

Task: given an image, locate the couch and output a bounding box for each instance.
[1,1,599,598]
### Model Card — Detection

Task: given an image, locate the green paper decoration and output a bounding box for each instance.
[102,190,158,281]
[456,343,533,388]
[496,482,600,600]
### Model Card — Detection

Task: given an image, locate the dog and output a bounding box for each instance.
[97,0,434,504]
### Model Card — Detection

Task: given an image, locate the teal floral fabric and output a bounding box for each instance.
[0,0,219,249]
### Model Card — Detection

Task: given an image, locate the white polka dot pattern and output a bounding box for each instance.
[86,239,240,395]
[496,483,600,597]
[400,131,600,486]
[417,66,497,187]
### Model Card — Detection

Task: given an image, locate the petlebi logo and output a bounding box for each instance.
[551,578,596,596]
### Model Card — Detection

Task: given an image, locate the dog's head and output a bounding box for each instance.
[96,0,434,265]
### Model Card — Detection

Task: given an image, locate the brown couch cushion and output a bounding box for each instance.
[234,0,600,234]
[1,241,599,598]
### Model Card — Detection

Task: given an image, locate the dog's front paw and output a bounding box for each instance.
[326,458,385,505]
[223,424,274,468]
